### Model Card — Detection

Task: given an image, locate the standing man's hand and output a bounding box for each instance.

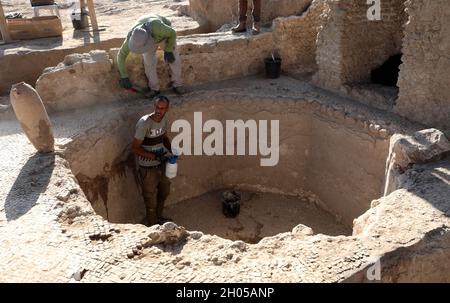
[164,51,176,64]
[119,77,133,89]
[146,152,156,161]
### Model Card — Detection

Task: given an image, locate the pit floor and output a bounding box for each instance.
[165,190,351,244]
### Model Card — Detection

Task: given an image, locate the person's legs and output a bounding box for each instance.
[251,0,262,34]
[139,167,160,225]
[169,47,183,88]
[252,0,261,22]
[156,168,171,221]
[232,0,248,33]
[142,43,160,92]
[239,0,248,22]
[161,41,185,94]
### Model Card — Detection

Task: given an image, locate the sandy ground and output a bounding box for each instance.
[0,100,130,226]
[166,190,351,244]
[1,0,198,53]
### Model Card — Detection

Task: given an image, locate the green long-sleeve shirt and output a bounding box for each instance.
[117,14,176,78]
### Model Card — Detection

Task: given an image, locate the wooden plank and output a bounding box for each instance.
[80,0,86,10]
[0,1,12,43]
[86,0,98,31]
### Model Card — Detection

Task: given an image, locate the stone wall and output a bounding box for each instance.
[113,32,274,91]
[314,0,407,90]
[340,0,406,84]
[188,0,312,31]
[313,2,343,91]
[395,0,450,131]
[114,12,323,92]
[272,0,327,74]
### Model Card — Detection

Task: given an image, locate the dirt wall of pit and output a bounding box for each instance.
[307,110,389,225]
[65,97,390,227]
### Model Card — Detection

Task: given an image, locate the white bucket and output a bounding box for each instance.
[165,149,180,179]
[165,162,178,179]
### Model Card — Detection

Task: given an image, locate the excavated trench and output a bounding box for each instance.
[65,98,390,243]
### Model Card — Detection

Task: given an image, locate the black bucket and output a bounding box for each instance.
[221,190,241,218]
[265,57,282,79]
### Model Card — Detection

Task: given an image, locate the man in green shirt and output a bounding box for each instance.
[118,14,186,97]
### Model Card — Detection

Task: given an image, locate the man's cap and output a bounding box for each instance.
[128,26,154,54]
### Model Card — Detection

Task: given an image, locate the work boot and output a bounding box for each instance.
[231,21,247,33]
[173,86,188,95]
[252,22,261,35]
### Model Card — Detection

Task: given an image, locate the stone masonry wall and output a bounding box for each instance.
[313,1,343,90]
[395,0,450,131]
[314,0,407,90]
[340,0,406,84]
[272,0,327,74]
[111,32,274,91]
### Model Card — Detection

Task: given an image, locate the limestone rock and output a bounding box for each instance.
[147,222,188,245]
[292,224,314,236]
[189,231,204,240]
[384,129,450,195]
[390,129,450,171]
[228,240,248,252]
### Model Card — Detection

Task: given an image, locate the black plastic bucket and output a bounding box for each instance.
[265,57,282,79]
[221,190,241,218]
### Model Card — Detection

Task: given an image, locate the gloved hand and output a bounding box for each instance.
[153,149,168,162]
[119,77,132,89]
[164,51,176,64]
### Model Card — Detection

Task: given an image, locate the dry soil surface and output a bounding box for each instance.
[1,0,197,53]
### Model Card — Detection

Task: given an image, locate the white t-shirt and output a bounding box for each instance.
[134,114,169,167]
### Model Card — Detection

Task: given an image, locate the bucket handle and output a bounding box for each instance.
[271,52,276,62]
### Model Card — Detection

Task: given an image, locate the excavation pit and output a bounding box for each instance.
[65,93,390,244]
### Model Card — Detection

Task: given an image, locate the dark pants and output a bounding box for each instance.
[139,166,171,225]
[239,0,261,22]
